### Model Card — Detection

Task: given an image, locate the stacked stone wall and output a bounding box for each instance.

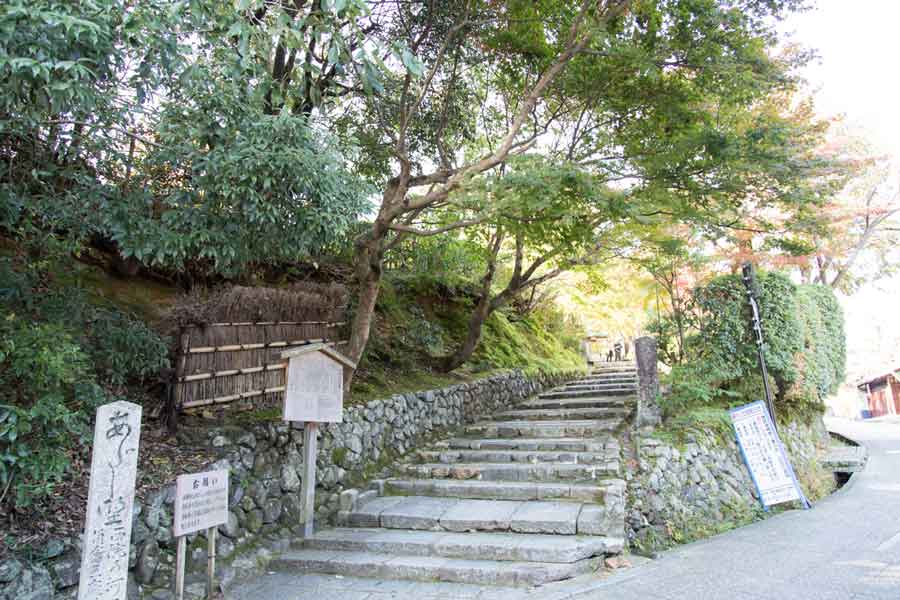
[626,418,830,551]
[0,369,579,600]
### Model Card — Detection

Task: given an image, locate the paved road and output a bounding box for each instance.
[559,417,900,600]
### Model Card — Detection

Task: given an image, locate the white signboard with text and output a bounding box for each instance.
[283,350,343,423]
[730,401,804,507]
[174,469,229,537]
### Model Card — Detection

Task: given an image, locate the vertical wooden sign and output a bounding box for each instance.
[281,343,355,538]
[77,401,142,600]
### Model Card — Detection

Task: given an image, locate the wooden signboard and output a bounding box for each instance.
[174,470,229,537]
[173,469,229,600]
[78,401,142,600]
[281,343,356,537]
[282,343,350,423]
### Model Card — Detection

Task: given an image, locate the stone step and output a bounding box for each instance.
[465,419,622,438]
[298,528,623,563]
[415,448,619,465]
[383,478,621,503]
[539,388,635,399]
[399,460,619,481]
[271,548,603,587]
[517,397,626,410]
[341,496,617,536]
[448,437,618,452]
[490,407,628,422]
[564,379,636,389]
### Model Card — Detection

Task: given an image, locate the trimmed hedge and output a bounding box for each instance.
[665,271,846,415]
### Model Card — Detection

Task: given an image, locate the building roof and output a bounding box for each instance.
[281,342,357,369]
[857,368,899,390]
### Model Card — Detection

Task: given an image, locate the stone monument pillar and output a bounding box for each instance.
[634,336,661,428]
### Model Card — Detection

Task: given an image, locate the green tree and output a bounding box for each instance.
[436,157,627,371]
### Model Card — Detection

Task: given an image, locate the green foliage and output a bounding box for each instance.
[0,320,107,508]
[793,284,847,401]
[386,236,487,292]
[86,309,170,388]
[1,0,371,280]
[0,259,170,508]
[472,308,584,375]
[661,271,846,417]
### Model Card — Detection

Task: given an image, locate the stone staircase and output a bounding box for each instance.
[272,362,636,587]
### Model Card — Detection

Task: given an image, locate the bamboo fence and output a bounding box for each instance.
[173,320,345,409]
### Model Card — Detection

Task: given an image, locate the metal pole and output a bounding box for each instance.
[741,263,777,430]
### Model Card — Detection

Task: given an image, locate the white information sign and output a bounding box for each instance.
[78,401,142,600]
[283,350,344,423]
[730,401,804,508]
[174,469,229,537]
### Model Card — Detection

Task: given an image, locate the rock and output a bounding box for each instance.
[605,556,632,570]
[211,435,230,447]
[263,498,283,523]
[131,516,151,545]
[5,565,52,600]
[280,464,300,493]
[43,538,65,559]
[246,509,264,533]
[217,535,236,560]
[0,558,23,583]
[219,511,241,538]
[340,489,359,511]
[136,539,160,584]
[49,557,79,589]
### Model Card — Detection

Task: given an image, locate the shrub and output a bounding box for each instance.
[0,320,109,507]
[0,259,170,508]
[662,271,845,417]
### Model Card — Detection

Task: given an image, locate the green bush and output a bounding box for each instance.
[0,259,170,508]
[0,320,108,507]
[663,271,845,417]
[86,308,170,387]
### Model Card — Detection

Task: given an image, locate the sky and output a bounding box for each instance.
[782,0,900,158]
[782,0,900,377]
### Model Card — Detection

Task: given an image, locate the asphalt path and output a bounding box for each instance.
[558,417,900,600]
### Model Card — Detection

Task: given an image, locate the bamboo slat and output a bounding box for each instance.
[179,362,287,382]
[187,338,326,354]
[182,385,287,408]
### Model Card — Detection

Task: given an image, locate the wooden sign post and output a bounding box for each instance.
[281,343,356,537]
[78,400,142,600]
[173,469,229,600]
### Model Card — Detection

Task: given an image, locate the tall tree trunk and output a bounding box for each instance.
[442,292,493,372]
[440,230,503,372]
[344,225,387,387]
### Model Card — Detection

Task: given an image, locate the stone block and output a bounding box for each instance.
[509,501,581,534]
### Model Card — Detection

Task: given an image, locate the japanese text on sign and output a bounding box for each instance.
[284,351,343,423]
[174,470,229,537]
[78,401,142,600]
[730,401,803,507]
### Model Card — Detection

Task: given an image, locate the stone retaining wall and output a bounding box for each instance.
[0,368,578,600]
[626,417,831,551]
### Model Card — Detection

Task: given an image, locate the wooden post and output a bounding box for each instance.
[207,526,216,599]
[300,421,318,538]
[175,535,186,600]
